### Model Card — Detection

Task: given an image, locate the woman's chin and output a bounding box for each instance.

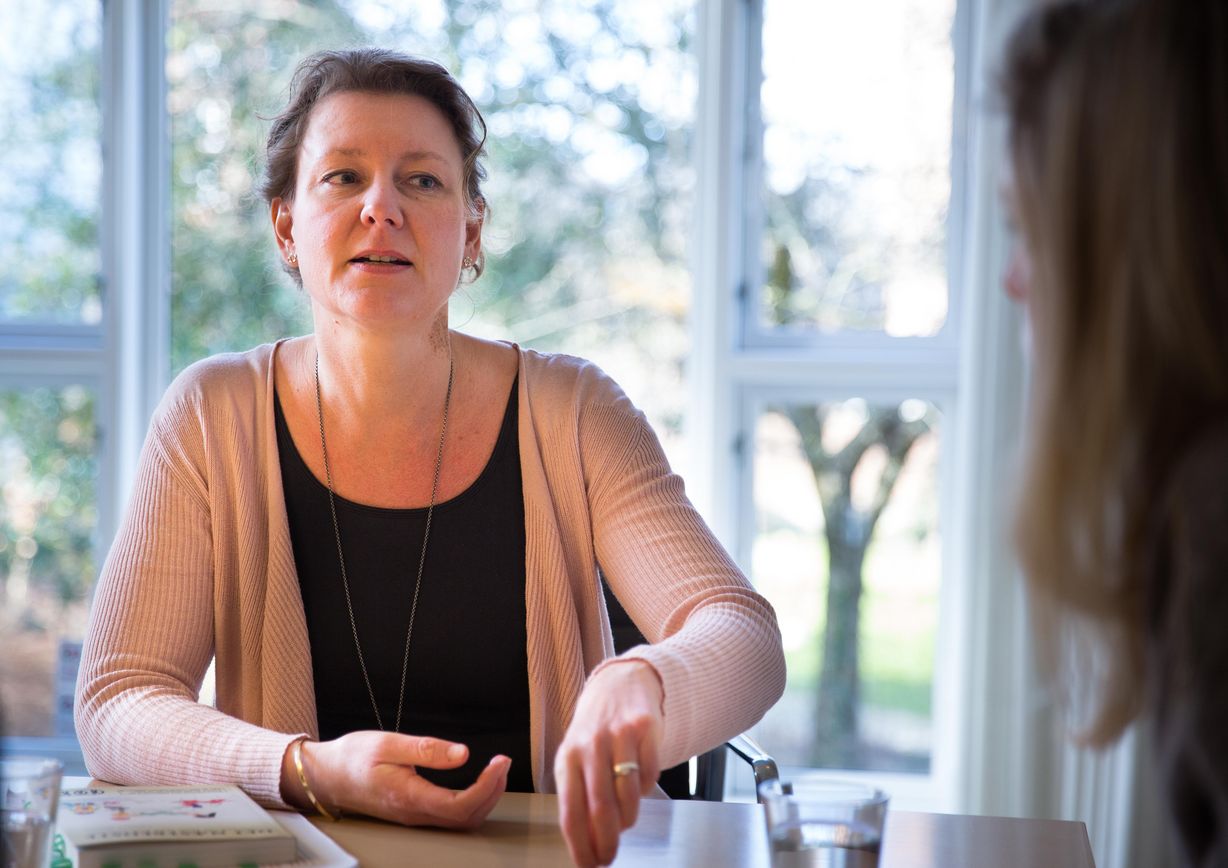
[311,288,451,331]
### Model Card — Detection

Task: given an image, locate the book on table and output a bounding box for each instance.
[57,785,298,868]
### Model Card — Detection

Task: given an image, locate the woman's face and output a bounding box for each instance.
[1004,238,1034,307]
[271,90,481,333]
[1000,171,1034,306]
[1001,168,1036,357]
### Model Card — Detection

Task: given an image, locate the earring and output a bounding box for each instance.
[462,256,474,270]
[288,252,298,266]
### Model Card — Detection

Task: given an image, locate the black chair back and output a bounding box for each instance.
[601,578,726,800]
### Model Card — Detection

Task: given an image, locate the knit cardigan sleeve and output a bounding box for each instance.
[577,365,786,769]
[74,361,302,807]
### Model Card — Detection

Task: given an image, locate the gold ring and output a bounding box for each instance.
[612,761,640,777]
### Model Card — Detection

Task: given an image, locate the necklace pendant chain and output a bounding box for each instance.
[314,348,454,735]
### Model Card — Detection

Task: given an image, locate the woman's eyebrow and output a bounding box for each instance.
[399,149,451,164]
[319,147,452,164]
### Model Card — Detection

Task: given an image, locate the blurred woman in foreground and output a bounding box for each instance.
[1003,1,1228,863]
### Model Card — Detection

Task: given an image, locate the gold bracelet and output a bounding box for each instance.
[292,738,339,821]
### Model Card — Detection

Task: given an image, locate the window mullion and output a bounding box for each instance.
[728,345,960,395]
[689,0,753,545]
[101,0,171,547]
[738,0,765,350]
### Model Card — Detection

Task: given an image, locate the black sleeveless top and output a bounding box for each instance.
[275,378,533,793]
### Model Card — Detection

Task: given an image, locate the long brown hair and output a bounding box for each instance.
[1004,0,1228,743]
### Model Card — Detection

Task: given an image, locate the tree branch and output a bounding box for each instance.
[866,413,933,527]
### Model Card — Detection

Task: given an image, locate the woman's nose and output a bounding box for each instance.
[360,180,404,228]
[1004,243,1031,304]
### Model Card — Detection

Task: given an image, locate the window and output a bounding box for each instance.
[749,0,953,341]
[693,0,964,808]
[749,397,941,774]
[0,2,103,327]
[0,0,104,764]
[0,386,100,737]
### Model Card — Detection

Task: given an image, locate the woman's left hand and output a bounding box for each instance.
[554,660,665,867]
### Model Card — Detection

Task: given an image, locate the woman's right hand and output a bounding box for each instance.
[282,732,511,829]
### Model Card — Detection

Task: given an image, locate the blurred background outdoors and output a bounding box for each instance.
[1,0,953,780]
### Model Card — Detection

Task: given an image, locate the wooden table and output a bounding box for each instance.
[67,779,1093,866]
[879,810,1096,868]
[310,793,1097,867]
[313,793,765,867]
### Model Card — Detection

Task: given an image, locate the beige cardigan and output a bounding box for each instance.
[76,341,785,807]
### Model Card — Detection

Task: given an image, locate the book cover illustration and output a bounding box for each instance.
[67,794,227,823]
[59,786,290,844]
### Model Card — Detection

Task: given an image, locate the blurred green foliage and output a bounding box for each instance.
[0,2,103,619]
[0,0,102,323]
[0,386,97,613]
[167,0,695,446]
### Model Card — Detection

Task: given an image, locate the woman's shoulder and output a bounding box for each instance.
[514,345,629,405]
[1148,423,1228,867]
[1164,421,1228,513]
[155,342,279,423]
[1156,421,1228,591]
[455,335,642,427]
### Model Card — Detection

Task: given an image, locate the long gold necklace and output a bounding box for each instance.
[313,350,453,734]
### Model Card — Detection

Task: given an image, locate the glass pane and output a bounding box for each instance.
[0,385,99,737]
[0,0,103,325]
[170,0,693,451]
[750,399,940,772]
[167,4,341,369]
[757,0,954,337]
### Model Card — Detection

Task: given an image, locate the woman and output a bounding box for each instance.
[1003,1,1228,863]
[75,48,785,867]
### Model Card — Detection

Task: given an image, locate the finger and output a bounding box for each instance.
[610,731,641,830]
[403,735,469,770]
[557,751,597,868]
[462,757,511,827]
[437,755,510,829]
[637,730,661,797]
[418,754,510,828]
[584,742,621,866]
[464,756,511,815]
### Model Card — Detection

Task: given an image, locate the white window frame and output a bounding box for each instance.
[692,0,1016,815]
[736,8,966,364]
[694,2,1155,862]
[0,0,169,771]
[103,0,172,512]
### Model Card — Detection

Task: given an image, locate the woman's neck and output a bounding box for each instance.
[311,313,453,431]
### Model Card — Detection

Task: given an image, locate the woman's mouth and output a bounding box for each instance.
[351,255,411,265]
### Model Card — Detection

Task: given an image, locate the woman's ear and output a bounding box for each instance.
[271,197,295,260]
[464,199,484,262]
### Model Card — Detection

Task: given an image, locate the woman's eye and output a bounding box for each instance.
[410,174,441,190]
[323,170,358,185]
